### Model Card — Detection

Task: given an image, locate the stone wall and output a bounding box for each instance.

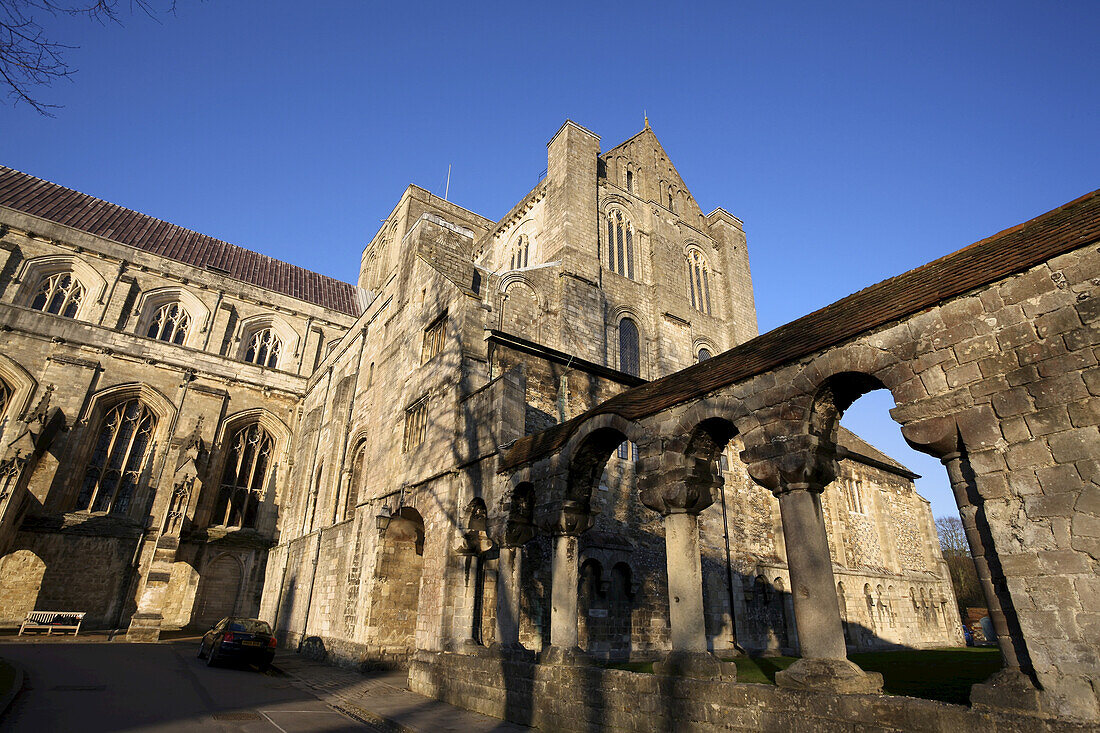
[409,652,1092,733]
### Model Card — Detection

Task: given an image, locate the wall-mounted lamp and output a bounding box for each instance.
[376,505,392,532]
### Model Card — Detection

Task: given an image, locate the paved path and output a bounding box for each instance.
[0,639,365,732]
[272,651,529,732]
[0,637,530,732]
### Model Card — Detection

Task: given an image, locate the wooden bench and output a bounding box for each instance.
[18,611,85,636]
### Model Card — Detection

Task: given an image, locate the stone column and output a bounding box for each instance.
[494,512,534,657]
[941,451,1042,710]
[641,462,728,678]
[773,482,882,692]
[543,499,591,665]
[743,437,882,693]
[452,529,493,653]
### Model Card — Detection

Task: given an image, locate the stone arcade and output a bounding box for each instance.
[0,121,1095,730]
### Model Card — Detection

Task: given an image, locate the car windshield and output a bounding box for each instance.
[226,619,272,634]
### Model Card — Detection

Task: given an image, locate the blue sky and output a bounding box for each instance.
[3,1,1098,521]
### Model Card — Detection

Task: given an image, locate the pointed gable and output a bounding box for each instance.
[601,125,704,219]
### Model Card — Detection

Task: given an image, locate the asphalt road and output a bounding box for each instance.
[0,639,368,732]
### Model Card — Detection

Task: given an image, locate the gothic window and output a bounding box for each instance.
[667,189,675,211]
[687,248,712,315]
[212,424,274,528]
[422,314,447,363]
[75,400,157,514]
[404,396,428,452]
[626,170,634,194]
[146,303,190,345]
[696,347,713,363]
[508,235,530,271]
[606,210,635,280]
[245,328,282,368]
[618,317,640,377]
[30,272,85,319]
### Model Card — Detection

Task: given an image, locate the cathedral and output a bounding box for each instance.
[0,120,960,661]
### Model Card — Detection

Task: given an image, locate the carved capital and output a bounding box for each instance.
[640,459,720,516]
[741,434,843,496]
[502,517,536,548]
[454,529,494,556]
[542,498,593,537]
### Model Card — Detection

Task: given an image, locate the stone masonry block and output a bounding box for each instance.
[1068,398,1100,428]
[1025,493,1076,519]
[991,387,1033,418]
[1036,463,1084,495]
[1004,440,1054,471]
[1036,350,1097,378]
[999,416,1031,444]
[996,321,1039,351]
[1073,511,1100,539]
[1048,427,1100,464]
[1028,373,1089,409]
[954,333,999,364]
[1023,406,1072,437]
[1076,486,1100,515]
[1036,308,1083,339]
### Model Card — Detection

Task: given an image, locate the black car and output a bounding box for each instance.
[198,617,277,670]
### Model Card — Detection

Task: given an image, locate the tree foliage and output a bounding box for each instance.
[1,0,175,115]
[935,515,984,612]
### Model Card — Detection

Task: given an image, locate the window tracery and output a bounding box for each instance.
[245,328,282,368]
[75,400,157,514]
[686,248,712,315]
[212,423,274,528]
[606,210,635,280]
[31,272,85,318]
[147,303,190,345]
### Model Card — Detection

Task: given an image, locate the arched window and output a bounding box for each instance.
[509,235,530,271]
[212,424,274,528]
[245,328,282,368]
[618,317,640,377]
[626,170,634,194]
[75,400,157,514]
[686,248,711,315]
[606,210,635,280]
[696,347,713,363]
[146,303,190,345]
[345,441,368,520]
[667,189,675,211]
[31,272,85,319]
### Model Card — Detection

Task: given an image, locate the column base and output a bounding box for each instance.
[445,639,490,656]
[653,651,736,680]
[125,613,163,643]
[539,646,588,666]
[489,642,536,662]
[775,658,883,694]
[970,668,1042,713]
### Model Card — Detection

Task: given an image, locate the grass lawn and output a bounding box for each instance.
[604,648,1003,706]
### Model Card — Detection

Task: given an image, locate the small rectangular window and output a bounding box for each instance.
[404,396,428,452]
[616,441,638,461]
[421,313,447,363]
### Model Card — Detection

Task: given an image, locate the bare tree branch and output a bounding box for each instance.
[0,0,178,115]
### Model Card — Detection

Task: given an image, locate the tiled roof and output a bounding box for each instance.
[502,188,1100,471]
[836,427,917,479]
[0,166,360,316]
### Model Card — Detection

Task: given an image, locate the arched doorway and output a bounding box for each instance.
[369,506,425,658]
[192,554,242,628]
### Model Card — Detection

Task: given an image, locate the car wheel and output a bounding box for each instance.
[197,641,207,659]
[206,644,219,667]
